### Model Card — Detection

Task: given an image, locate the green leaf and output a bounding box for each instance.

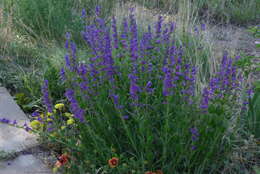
[254,166,260,174]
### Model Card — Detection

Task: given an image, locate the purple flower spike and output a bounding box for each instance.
[65,54,70,69]
[129,11,138,62]
[162,66,173,96]
[111,94,119,106]
[112,16,119,49]
[65,89,85,122]
[41,80,53,113]
[81,8,86,18]
[145,81,154,93]
[70,41,78,70]
[95,6,101,16]
[200,88,209,112]
[130,81,140,100]
[60,68,66,81]
[155,15,163,38]
[190,127,200,150]
[169,22,176,34]
[120,18,129,49]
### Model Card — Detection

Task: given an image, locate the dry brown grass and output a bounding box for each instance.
[0,7,14,55]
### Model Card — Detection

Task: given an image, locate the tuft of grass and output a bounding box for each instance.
[2,0,117,42]
[247,82,260,138]
[134,0,259,24]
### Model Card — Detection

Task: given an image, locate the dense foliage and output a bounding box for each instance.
[31,8,252,173]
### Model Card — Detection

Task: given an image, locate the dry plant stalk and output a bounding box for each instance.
[0,8,3,26]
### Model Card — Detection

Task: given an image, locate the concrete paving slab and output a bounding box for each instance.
[0,124,38,153]
[0,87,38,153]
[0,87,28,121]
[0,154,53,174]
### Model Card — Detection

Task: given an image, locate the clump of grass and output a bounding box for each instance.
[3,0,117,42]
[134,0,259,24]
[24,8,255,174]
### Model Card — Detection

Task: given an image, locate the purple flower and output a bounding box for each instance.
[23,123,32,132]
[0,118,10,124]
[60,68,66,81]
[65,89,85,122]
[12,120,17,125]
[155,16,163,38]
[120,18,129,49]
[169,22,176,34]
[129,11,138,62]
[65,32,70,49]
[122,115,129,120]
[200,88,209,112]
[190,127,200,150]
[102,29,115,80]
[41,80,53,113]
[47,127,54,132]
[66,32,71,40]
[111,94,119,105]
[65,54,70,69]
[246,88,254,98]
[145,81,154,93]
[81,8,86,18]
[70,41,78,71]
[79,81,88,91]
[162,66,173,96]
[95,6,101,16]
[32,111,40,117]
[201,23,206,31]
[129,80,140,100]
[194,26,199,34]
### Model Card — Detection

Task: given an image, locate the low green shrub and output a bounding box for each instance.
[27,9,253,174]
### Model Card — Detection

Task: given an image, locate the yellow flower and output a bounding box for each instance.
[53,109,57,114]
[61,126,66,130]
[52,167,58,173]
[50,132,58,138]
[47,112,53,117]
[85,160,90,165]
[67,118,75,125]
[47,118,53,122]
[30,120,41,130]
[64,112,73,118]
[40,114,45,119]
[54,103,65,110]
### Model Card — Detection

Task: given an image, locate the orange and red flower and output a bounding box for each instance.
[108,157,119,168]
[55,154,69,168]
[155,170,163,174]
[145,171,156,174]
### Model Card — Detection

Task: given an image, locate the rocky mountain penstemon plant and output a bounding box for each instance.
[33,7,252,174]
